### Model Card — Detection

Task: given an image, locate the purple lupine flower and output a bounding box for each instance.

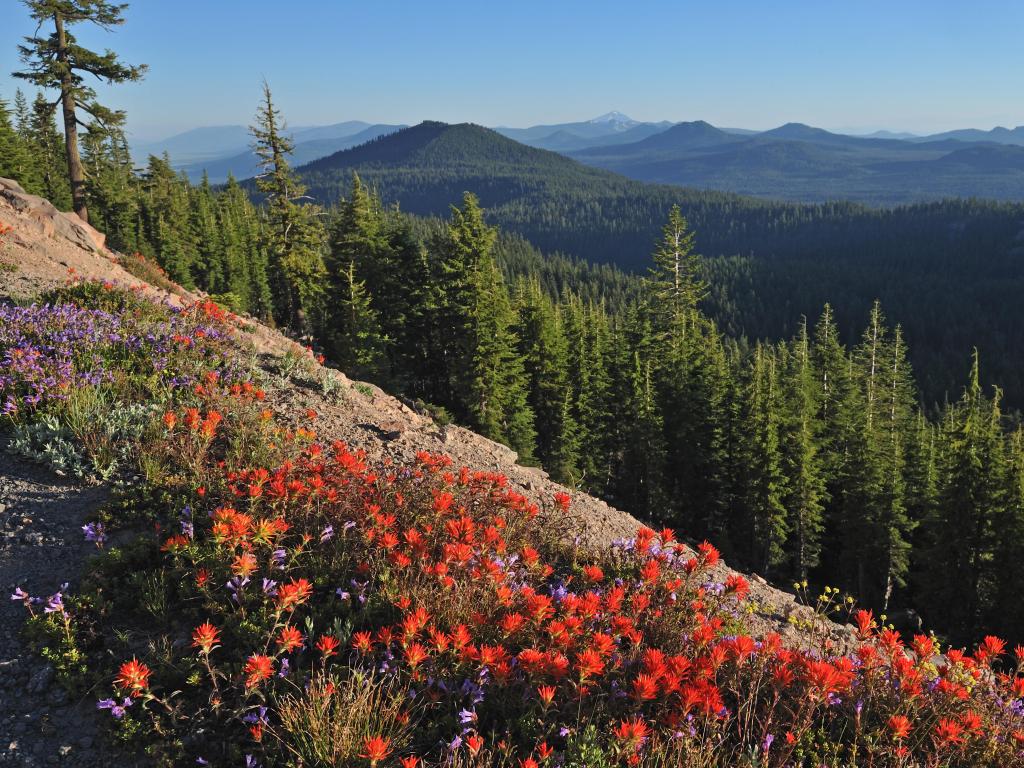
[320,525,334,543]
[243,706,268,725]
[262,578,279,597]
[97,696,133,719]
[226,576,249,603]
[44,591,65,614]
[10,587,29,602]
[458,709,477,724]
[82,521,106,547]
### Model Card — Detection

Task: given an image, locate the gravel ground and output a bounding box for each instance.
[0,448,124,766]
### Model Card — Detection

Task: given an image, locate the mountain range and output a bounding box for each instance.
[140,113,1024,203]
[134,121,405,183]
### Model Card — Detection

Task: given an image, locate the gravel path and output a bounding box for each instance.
[0,448,112,766]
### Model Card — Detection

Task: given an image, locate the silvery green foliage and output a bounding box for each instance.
[11,402,157,481]
[10,414,91,479]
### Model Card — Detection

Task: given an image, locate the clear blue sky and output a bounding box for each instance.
[1,0,1022,143]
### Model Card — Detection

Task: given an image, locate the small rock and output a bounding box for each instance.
[27,665,54,694]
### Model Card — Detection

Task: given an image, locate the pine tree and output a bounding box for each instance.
[188,172,226,295]
[14,0,146,222]
[781,318,827,580]
[991,427,1024,640]
[217,174,273,319]
[0,94,33,182]
[325,174,390,374]
[80,115,138,252]
[920,350,1006,642]
[648,204,707,349]
[250,81,327,334]
[5,88,42,190]
[563,293,615,494]
[516,280,579,483]
[137,154,196,284]
[27,93,71,209]
[736,343,789,575]
[332,260,388,377]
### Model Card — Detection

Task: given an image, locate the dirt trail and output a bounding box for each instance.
[0,449,113,766]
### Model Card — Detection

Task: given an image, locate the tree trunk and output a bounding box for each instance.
[54,13,88,223]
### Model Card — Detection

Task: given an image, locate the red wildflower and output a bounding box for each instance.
[276,625,304,653]
[466,734,484,755]
[724,573,750,600]
[889,714,912,740]
[553,491,571,511]
[934,718,966,747]
[352,631,374,653]
[576,648,605,680]
[405,642,429,669]
[116,658,151,692]
[231,552,258,577]
[640,558,661,584]
[244,654,274,687]
[537,684,556,706]
[853,609,874,638]
[697,540,720,566]
[632,673,659,701]
[192,622,220,654]
[316,634,340,658]
[614,717,651,750]
[360,735,392,764]
[582,564,604,583]
[277,578,313,610]
[977,634,1007,664]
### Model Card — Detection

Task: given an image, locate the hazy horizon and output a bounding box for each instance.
[3,0,1023,144]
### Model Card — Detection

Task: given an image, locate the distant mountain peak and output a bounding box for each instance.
[589,111,636,126]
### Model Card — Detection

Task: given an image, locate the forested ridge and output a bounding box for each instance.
[5,84,1024,649]
[294,122,1024,409]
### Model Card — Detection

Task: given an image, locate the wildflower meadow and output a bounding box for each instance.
[6,279,1024,767]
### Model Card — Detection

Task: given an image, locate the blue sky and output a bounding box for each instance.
[1,0,1022,142]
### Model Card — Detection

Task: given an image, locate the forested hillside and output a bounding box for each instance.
[293,122,1024,408]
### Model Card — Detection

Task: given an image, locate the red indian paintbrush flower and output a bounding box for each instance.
[116,658,151,692]
[316,634,340,658]
[614,717,651,751]
[276,625,304,653]
[360,735,392,764]
[192,622,220,654]
[466,734,484,755]
[243,654,274,687]
[277,577,313,610]
[889,714,912,740]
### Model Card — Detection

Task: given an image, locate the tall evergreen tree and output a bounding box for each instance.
[516,280,579,483]
[781,318,827,580]
[27,93,71,209]
[736,344,789,575]
[14,0,146,222]
[920,351,1006,642]
[250,81,327,334]
[0,93,33,183]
